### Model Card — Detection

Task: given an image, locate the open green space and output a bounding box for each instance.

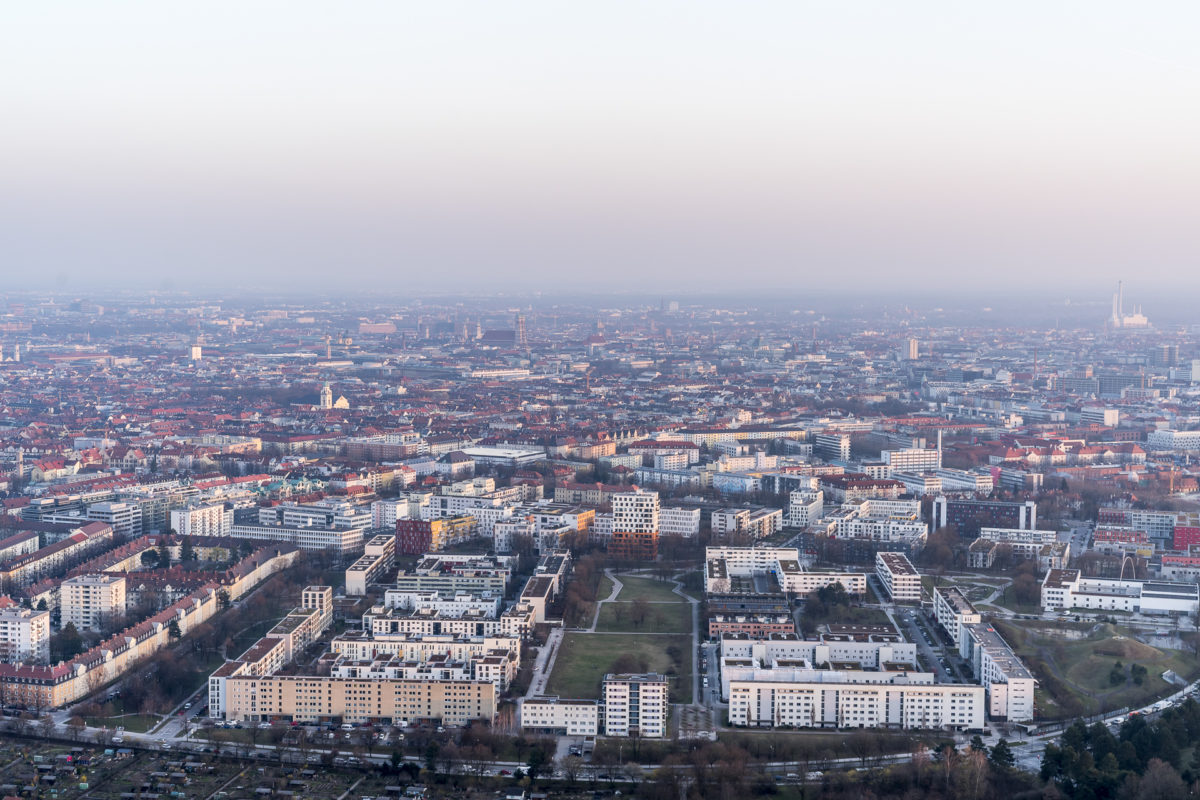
[613,575,685,603]
[229,619,276,657]
[546,632,692,703]
[994,619,1200,719]
[595,601,693,633]
[807,605,891,627]
[719,728,942,760]
[82,714,159,733]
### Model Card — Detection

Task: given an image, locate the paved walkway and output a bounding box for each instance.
[586,569,624,632]
[523,626,565,700]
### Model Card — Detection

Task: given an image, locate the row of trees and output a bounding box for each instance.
[1042,700,1200,799]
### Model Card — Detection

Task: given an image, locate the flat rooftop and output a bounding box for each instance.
[935,586,978,616]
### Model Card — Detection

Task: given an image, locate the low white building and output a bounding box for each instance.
[520,697,599,736]
[705,546,799,573]
[228,522,365,556]
[720,635,917,683]
[777,561,867,597]
[1041,569,1199,615]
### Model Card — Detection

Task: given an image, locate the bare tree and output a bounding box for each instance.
[562,754,582,785]
[66,716,87,740]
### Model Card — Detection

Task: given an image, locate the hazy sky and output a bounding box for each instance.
[2,2,1198,296]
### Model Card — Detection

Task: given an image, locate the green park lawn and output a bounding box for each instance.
[83,713,160,733]
[995,619,1200,719]
[614,575,686,603]
[595,601,693,633]
[546,632,693,703]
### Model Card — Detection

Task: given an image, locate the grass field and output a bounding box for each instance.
[808,605,892,628]
[614,575,685,603]
[546,632,692,702]
[994,620,1200,718]
[83,714,159,733]
[595,601,693,633]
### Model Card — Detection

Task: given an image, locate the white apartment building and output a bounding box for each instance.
[787,490,824,528]
[1080,407,1120,427]
[654,452,691,470]
[329,632,519,664]
[0,607,50,664]
[960,622,1036,722]
[371,499,410,528]
[520,697,600,736]
[814,432,851,462]
[933,586,982,647]
[589,513,613,546]
[705,546,799,573]
[659,506,701,538]
[711,507,784,539]
[302,586,334,633]
[493,516,535,554]
[930,586,1035,723]
[977,527,1057,545]
[366,609,506,639]
[823,499,928,546]
[345,535,396,596]
[602,673,669,738]
[0,532,40,564]
[881,448,942,473]
[876,552,921,603]
[612,490,660,533]
[727,670,985,730]
[229,522,365,556]
[468,506,516,538]
[381,591,503,618]
[720,636,917,676]
[170,503,232,538]
[86,501,143,538]
[776,562,867,596]
[61,574,127,632]
[932,469,994,493]
[264,501,372,531]
[890,472,943,497]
